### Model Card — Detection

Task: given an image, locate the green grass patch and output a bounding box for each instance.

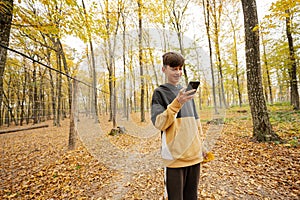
[224,104,299,146]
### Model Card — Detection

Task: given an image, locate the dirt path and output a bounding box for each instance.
[77,116,163,199]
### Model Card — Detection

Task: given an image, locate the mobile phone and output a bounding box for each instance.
[186,81,200,95]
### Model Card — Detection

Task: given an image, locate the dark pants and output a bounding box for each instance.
[166,163,200,200]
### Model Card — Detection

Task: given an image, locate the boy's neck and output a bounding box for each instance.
[167,82,180,87]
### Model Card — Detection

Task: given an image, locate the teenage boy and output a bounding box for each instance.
[151,52,205,200]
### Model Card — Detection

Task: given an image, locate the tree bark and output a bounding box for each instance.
[137,0,145,122]
[82,0,98,122]
[241,0,280,142]
[69,79,78,150]
[232,24,243,107]
[211,0,227,108]
[0,124,49,134]
[39,70,46,122]
[48,62,57,126]
[129,51,136,113]
[33,61,39,124]
[285,9,299,110]
[226,1,243,107]
[0,0,14,126]
[195,47,203,110]
[58,39,72,114]
[55,41,62,127]
[261,34,273,105]
[202,0,218,114]
[20,58,28,125]
[122,12,127,118]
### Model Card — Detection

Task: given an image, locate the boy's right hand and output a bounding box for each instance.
[176,88,196,104]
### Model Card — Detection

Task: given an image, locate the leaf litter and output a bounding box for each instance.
[0,108,299,199]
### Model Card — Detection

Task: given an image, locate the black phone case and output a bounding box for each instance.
[186,81,200,95]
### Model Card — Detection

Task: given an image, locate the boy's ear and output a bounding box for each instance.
[162,66,166,73]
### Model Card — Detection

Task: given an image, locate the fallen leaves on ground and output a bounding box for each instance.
[0,120,115,199]
[1,107,299,199]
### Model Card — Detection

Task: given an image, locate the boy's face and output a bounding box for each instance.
[162,65,183,85]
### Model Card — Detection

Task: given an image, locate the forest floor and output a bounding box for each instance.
[1,105,299,199]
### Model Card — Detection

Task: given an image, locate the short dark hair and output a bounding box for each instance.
[162,52,185,68]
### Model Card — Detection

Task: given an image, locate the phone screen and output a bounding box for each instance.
[186,81,200,94]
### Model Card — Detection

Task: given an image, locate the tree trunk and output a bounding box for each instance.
[103,0,121,128]
[0,124,49,134]
[227,3,243,107]
[169,0,190,85]
[82,0,98,122]
[4,79,13,126]
[211,0,227,108]
[27,75,32,124]
[69,79,78,150]
[90,40,98,122]
[0,0,14,127]
[122,13,127,118]
[129,50,136,113]
[44,49,56,124]
[55,46,62,127]
[285,9,299,110]
[85,49,93,117]
[241,0,280,142]
[20,58,28,126]
[261,34,273,105]
[203,0,218,114]
[233,31,243,107]
[48,67,56,125]
[178,31,188,85]
[33,61,38,124]
[137,0,145,122]
[39,70,46,122]
[150,49,159,87]
[58,39,73,114]
[195,48,202,110]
